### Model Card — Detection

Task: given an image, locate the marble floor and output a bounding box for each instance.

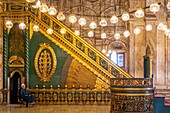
[0,105,110,113]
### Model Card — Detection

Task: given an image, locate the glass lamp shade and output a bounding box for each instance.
[32,0,41,9]
[33,25,39,32]
[164,29,170,36]
[74,30,80,36]
[150,3,160,13]
[48,6,57,15]
[167,2,170,9]
[106,53,110,57]
[69,14,77,24]
[19,22,26,29]
[110,15,118,24]
[108,50,112,54]
[26,0,36,3]
[89,21,97,29]
[123,30,130,38]
[101,32,107,39]
[99,18,107,27]
[60,28,66,34]
[47,28,53,34]
[40,3,48,12]
[57,12,65,21]
[102,49,106,53]
[162,25,168,31]
[145,24,152,31]
[135,9,144,18]
[88,31,94,37]
[134,27,141,35]
[157,23,164,30]
[5,20,13,28]
[114,33,121,40]
[122,13,130,21]
[78,17,86,26]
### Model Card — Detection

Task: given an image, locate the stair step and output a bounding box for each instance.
[164,103,170,106]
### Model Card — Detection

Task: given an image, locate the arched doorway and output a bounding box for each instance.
[10,72,21,104]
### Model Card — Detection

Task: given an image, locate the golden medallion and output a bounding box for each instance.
[34,43,57,82]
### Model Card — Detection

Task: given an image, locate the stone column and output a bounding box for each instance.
[0,2,3,104]
[154,9,167,89]
[167,18,170,89]
[129,0,146,78]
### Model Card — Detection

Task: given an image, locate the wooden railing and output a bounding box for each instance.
[28,85,110,105]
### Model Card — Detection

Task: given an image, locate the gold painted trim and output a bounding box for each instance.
[9,70,24,79]
[112,93,153,96]
[111,88,153,91]
[8,55,25,67]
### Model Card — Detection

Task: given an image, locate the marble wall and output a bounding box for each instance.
[128,0,170,89]
[0,2,3,104]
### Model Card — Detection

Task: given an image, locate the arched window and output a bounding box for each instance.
[111,51,125,67]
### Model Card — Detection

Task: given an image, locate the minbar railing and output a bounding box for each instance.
[28,85,111,105]
[110,78,154,113]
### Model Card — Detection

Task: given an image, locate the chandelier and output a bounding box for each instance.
[47,28,53,34]
[78,17,86,26]
[145,24,152,31]
[88,31,94,37]
[69,14,77,24]
[57,12,65,21]
[123,30,130,38]
[134,27,141,35]
[19,22,26,30]
[5,20,13,29]
[60,28,66,34]
[39,3,48,13]
[135,9,144,18]
[110,15,118,24]
[122,13,130,21]
[89,21,97,29]
[74,30,80,36]
[48,6,57,15]
[150,3,160,13]
[99,18,107,27]
[33,24,39,32]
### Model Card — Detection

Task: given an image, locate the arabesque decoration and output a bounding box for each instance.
[8,55,25,67]
[34,43,57,82]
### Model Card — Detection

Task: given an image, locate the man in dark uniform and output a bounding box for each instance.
[19,83,35,107]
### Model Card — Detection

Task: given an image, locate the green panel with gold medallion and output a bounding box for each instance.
[29,31,68,89]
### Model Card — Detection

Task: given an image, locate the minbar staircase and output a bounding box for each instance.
[1,6,133,86]
[28,10,133,85]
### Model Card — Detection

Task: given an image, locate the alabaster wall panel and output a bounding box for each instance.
[167,39,170,85]
[66,59,97,89]
[135,26,145,78]
[146,21,157,83]
[129,22,135,76]
[156,30,166,85]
